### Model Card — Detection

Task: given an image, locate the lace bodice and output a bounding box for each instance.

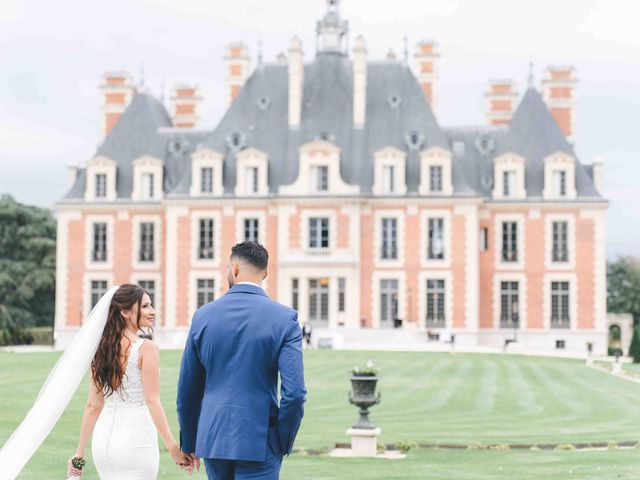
[104,337,146,408]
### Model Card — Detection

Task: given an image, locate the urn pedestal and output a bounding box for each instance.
[347,374,381,457]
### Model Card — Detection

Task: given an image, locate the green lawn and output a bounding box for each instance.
[2,350,640,479]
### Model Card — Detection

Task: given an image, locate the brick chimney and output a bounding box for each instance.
[592,156,603,194]
[413,40,440,107]
[541,66,577,141]
[224,42,250,108]
[100,71,136,136]
[171,84,202,128]
[485,79,518,126]
[352,35,367,128]
[288,36,304,129]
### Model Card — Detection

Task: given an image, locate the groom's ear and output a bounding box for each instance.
[262,269,268,280]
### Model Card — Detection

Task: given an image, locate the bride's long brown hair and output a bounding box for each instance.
[91,284,149,397]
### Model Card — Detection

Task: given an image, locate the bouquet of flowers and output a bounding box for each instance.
[67,457,86,479]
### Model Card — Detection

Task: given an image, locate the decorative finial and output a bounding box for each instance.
[403,32,409,64]
[327,0,339,13]
[258,35,263,66]
[160,78,165,103]
[527,58,534,89]
[139,62,145,89]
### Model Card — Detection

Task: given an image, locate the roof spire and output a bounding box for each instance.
[139,62,145,90]
[160,78,165,103]
[257,35,263,66]
[527,57,535,89]
[403,32,409,64]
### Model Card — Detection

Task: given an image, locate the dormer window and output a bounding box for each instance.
[430,165,442,193]
[200,167,213,194]
[502,170,516,197]
[141,173,154,199]
[553,170,567,197]
[420,147,453,196]
[235,148,268,196]
[85,156,117,201]
[191,149,223,197]
[373,147,406,196]
[279,140,359,196]
[311,165,329,192]
[382,165,395,193]
[132,156,163,201]
[95,174,107,198]
[543,152,576,200]
[492,153,526,200]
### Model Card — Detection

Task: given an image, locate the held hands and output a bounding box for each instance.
[168,444,200,476]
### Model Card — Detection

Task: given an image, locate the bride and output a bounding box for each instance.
[66,284,193,478]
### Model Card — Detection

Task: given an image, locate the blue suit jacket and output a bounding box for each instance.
[177,283,306,462]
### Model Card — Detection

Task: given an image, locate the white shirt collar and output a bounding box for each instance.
[236,281,263,289]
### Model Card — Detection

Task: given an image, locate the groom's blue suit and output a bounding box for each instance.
[177,283,306,476]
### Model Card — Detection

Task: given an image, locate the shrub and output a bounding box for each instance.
[555,444,576,451]
[395,440,417,453]
[628,326,640,363]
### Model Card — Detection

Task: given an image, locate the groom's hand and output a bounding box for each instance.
[187,453,200,473]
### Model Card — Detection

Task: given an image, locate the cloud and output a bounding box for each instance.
[580,0,640,48]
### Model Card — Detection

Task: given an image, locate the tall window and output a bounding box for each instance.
[429,165,442,192]
[93,223,107,262]
[311,166,329,192]
[197,279,215,308]
[141,173,154,199]
[501,222,517,262]
[244,218,259,243]
[291,278,299,311]
[379,279,398,327]
[426,279,445,327]
[480,227,489,252]
[139,280,156,308]
[551,281,570,328]
[91,280,108,309]
[309,218,329,248]
[308,278,329,325]
[500,281,519,328]
[200,167,213,194]
[381,218,398,259]
[553,170,567,197]
[503,170,516,197]
[428,218,445,260]
[338,278,346,313]
[552,221,568,262]
[198,219,214,259]
[382,165,395,193]
[139,222,155,262]
[95,174,107,198]
[245,166,259,194]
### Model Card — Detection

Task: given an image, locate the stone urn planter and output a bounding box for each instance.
[348,374,381,429]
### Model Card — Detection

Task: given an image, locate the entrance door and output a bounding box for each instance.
[308,278,329,327]
[380,279,398,328]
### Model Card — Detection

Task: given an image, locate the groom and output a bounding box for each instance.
[177,241,306,479]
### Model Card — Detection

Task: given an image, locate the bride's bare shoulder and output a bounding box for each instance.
[138,339,160,368]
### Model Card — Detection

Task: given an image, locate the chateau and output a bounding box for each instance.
[55,0,608,353]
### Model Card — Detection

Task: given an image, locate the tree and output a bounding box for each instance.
[607,256,640,326]
[0,195,56,344]
[629,326,640,363]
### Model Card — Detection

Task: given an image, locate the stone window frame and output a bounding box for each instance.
[190,149,224,197]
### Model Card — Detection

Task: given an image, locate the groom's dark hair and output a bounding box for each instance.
[231,241,269,271]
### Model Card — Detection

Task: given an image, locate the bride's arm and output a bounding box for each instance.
[139,341,192,468]
[73,379,104,459]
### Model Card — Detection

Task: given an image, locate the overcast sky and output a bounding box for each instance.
[0,0,638,258]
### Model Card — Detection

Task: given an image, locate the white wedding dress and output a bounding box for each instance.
[92,337,159,479]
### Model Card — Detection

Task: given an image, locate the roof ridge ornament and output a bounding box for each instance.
[527,57,535,89]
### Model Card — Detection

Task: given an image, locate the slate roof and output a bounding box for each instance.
[61,55,601,202]
[443,88,600,199]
